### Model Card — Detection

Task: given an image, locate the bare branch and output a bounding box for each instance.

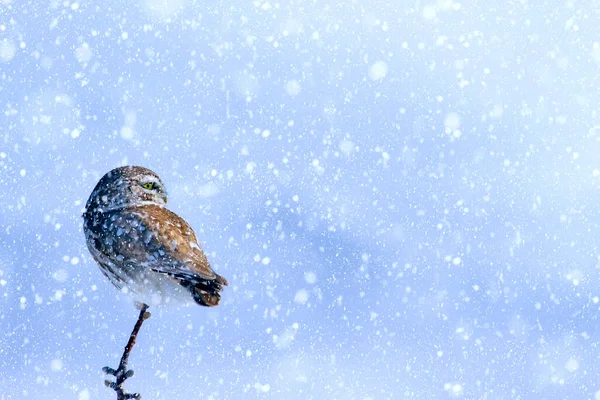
[103,303,151,400]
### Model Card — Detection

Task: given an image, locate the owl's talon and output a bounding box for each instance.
[105,380,118,390]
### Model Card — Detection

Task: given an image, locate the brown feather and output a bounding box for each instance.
[127,204,219,279]
[83,166,227,307]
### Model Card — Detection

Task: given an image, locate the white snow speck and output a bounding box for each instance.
[304,271,317,284]
[444,382,463,395]
[0,39,16,63]
[78,389,90,400]
[245,162,256,174]
[75,43,92,63]
[54,290,66,301]
[444,112,461,130]
[120,127,134,140]
[274,325,298,349]
[566,270,583,286]
[423,6,437,20]
[339,139,355,155]
[423,6,437,21]
[565,358,579,372]
[368,61,388,81]
[144,0,186,20]
[284,80,302,96]
[253,382,270,393]
[52,269,68,282]
[235,70,260,97]
[294,288,309,304]
[490,104,504,118]
[120,110,137,140]
[50,358,63,372]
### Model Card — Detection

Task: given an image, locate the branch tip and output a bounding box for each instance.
[103,366,117,375]
[101,303,150,400]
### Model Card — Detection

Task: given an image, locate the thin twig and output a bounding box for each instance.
[103,303,151,400]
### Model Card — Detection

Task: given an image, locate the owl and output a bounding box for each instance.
[82,166,228,307]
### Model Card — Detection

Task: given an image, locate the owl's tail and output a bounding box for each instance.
[183,274,229,307]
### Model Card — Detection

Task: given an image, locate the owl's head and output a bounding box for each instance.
[84,166,168,213]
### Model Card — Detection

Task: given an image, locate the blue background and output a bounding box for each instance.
[1,1,600,399]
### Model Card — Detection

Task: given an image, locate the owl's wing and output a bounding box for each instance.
[126,204,223,282]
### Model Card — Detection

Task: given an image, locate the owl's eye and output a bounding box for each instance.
[141,182,155,190]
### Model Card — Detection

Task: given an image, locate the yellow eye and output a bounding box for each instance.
[141,183,155,190]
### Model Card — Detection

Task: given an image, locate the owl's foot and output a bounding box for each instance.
[103,303,151,400]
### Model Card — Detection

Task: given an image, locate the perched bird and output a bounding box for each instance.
[82,166,228,307]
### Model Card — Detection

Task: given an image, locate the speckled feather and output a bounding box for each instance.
[83,166,228,307]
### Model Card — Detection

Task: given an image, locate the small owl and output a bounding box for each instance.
[82,166,228,307]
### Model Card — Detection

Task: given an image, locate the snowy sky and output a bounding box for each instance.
[1,0,600,399]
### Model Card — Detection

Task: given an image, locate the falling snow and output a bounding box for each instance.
[0,38,16,63]
[1,0,599,399]
[368,61,389,81]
